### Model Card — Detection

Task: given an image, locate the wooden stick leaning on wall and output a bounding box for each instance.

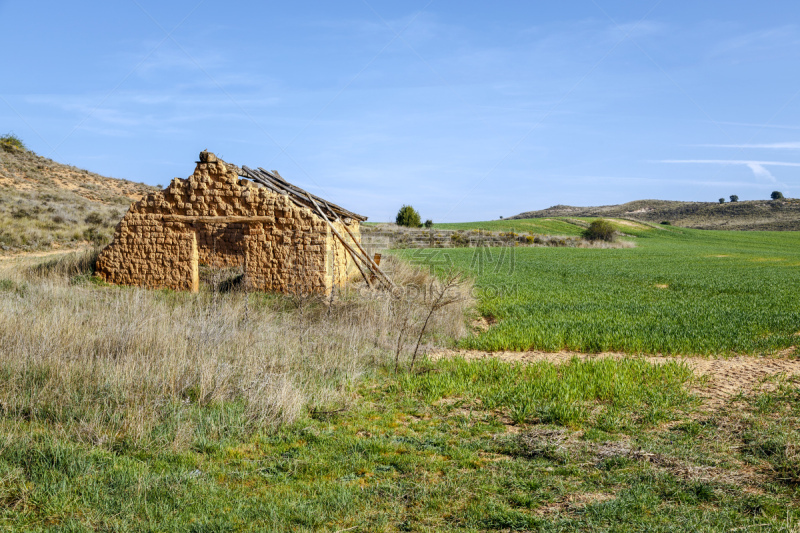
[311,195,394,290]
[321,199,395,290]
[304,193,387,290]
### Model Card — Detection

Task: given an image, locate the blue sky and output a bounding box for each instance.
[1,1,799,221]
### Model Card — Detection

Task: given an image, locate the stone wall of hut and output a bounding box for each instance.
[96,152,361,294]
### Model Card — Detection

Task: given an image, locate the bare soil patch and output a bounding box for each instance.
[535,491,615,517]
[0,245,91,262]
[613,219,650,229]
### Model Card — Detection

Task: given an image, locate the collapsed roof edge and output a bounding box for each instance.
[238,165,368,222]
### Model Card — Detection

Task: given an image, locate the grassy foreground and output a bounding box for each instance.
[1,233,799,531]
[1,357,799,531]
[402,224,800,355]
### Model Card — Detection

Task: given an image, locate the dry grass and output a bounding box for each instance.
[0,190,125,250]
[0,145,156,252]
[24,246,103,278]
[0,252,473,450]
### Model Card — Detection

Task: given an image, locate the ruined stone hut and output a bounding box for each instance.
[96,151,372,294]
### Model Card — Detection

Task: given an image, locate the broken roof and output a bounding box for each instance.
[238,166,367,223]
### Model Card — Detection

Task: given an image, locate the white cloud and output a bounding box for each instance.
[661,159,800,167]
[699,142,800,149]
[659,159,800,182]
[715,121,800,131]
[552,174,777,188]
[744,162,776,182]
[708,26,800,59]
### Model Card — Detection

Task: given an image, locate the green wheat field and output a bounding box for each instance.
[409,221,800,355]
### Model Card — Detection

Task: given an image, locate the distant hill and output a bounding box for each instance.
[0,142,158,252]
[509,199,800,231]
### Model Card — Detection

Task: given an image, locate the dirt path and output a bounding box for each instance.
[0,245,91,263]
[430,349,800,409]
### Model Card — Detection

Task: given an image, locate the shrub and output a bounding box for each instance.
[582,219,616,242]
[719,198,725,204]
[396,205,422,228]
[450,232,468,246]
[730,195,739,202]
[84,212,104,225]
[771,191,785,200]
[83,227,111,246]
[660,221,671,225]
[0,133,25,152]
[424,219,433,228]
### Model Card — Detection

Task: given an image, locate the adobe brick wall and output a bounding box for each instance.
[96,151,361,294]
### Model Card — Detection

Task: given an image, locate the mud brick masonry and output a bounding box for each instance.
[96,151,369,294]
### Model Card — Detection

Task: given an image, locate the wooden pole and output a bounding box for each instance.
[304,194,376,289]
[321,200,395,290]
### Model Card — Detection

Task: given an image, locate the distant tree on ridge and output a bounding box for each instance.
[396,205,422,227]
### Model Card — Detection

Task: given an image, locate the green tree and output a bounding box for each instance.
[771,191,784,200]
[719,198,725,204]
[730,195,739,202]
[424,219,433,228]
[582,219,616,242]
[396,205,422,227]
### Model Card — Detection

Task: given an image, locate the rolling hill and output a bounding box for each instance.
[508,199,800,231]
[0,142,157,252]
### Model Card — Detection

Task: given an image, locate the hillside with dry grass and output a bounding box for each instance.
[509,198,800,230]
[0,136,157,252]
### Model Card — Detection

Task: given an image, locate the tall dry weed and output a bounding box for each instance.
[0,252,473,450]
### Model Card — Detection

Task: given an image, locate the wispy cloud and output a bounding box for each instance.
[661,159,800,167]
[744,162,776,182]
[660,159,800,183]
[698,142,800,149]
[708,25,800,59]
[715,121,800,131]
[553,174,776,188]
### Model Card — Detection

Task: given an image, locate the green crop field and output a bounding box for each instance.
[400,225,800,355]
[434,218,589,236]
